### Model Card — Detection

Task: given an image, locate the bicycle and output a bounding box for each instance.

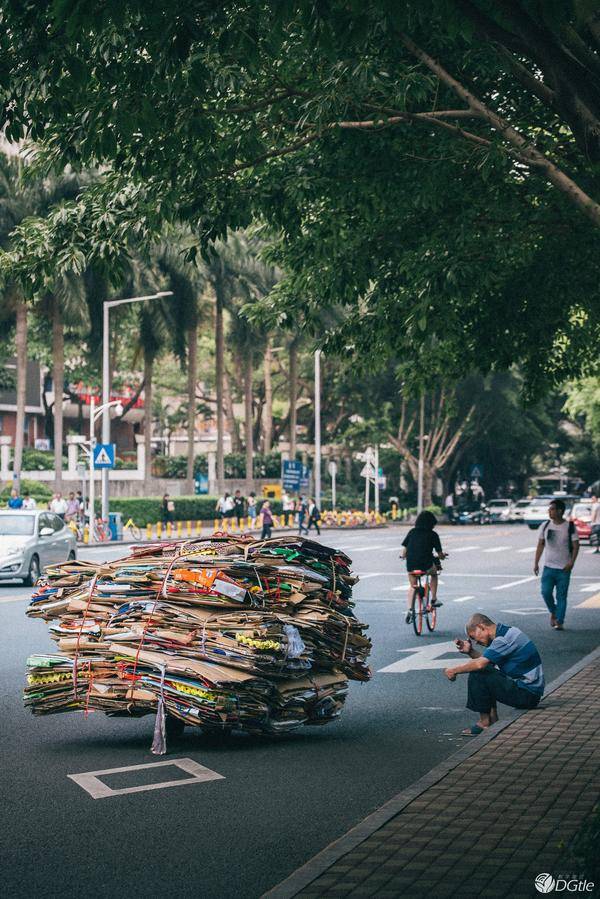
[407,569,438,636]
[91,517,111,542]
[124,517,143,541]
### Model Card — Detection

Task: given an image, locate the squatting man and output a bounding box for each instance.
[444,613,544,736]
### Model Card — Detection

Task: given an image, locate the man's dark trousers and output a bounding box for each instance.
[467,667,541,713]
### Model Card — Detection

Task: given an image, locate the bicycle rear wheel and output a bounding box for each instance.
[425,578,437,631]
[129,523,142,540]
[411,587,424,636]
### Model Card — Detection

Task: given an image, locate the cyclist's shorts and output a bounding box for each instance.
[407,562,438,576]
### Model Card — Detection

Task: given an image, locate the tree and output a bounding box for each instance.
[2,3,600,388]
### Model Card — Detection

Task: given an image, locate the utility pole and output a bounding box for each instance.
[417,393,425,514]
[314,349,321,508]
[374,445,380,514]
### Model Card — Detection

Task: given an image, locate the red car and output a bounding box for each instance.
[570,503,592,541]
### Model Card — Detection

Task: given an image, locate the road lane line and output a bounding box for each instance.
[450,546,479,553]
[516,547,536,553]
[453,595,476,603]
[492,576,536,591]
[482,546,511,553]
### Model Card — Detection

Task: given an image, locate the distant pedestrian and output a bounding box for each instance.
[50,492,67,520]
[233,489,245,525]
[260,501,274,540]
[75,490,84,518]
[161,493,175,525]
[8,489,23,509]
[65,492,79,522]
[445,613,544,735]
[591,495,600,554]
[297,495,309,535]
[444,492,454,521]
[534,498,579,630]
[247,492,257,528]
[21,490,36,510]
[307,499,321,536]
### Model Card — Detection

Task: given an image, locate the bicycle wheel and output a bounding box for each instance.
[129,522,142,540]
[411,587,424,636]
[426,601,437,631]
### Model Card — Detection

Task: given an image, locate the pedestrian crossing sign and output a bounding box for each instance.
[93,443,116,469]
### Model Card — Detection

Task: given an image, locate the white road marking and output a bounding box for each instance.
[391,584,411,591]
[492,576,536,591]
[68,758,224,799]
[0,595,29,605]
[516,547,536,554]
[499,608,546,615]
[585,548,599,554]
[579,583,600,593]
[575,592,600,609]
[453,595,476,603]
[450,546,479,553]
[349,545,386,552]
[378,641,459,674]
[482,546,511,553]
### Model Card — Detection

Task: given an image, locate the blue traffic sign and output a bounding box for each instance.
[282,460,302,490]
[469,463,484,480]
[93,443,116,469]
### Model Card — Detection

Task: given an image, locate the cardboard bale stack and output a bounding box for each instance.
[24,536,371,743]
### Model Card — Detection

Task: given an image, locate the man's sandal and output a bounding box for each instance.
[461,725,485,736]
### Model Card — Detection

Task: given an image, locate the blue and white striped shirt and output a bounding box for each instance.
[483,623,544,696]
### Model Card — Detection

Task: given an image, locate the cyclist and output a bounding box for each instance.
[401,510,447,623]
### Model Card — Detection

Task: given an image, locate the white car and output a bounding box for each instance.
[0,510,77,585]
[487,499,515,523]
[512,499,533,522]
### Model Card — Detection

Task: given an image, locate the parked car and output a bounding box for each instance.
[0,510,77,585]
[512,499,532,523]
[487,499,515,523]
[523,494,581,530]
[570,503,592,542]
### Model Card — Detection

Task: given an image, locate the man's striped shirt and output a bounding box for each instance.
[483,623,544,695]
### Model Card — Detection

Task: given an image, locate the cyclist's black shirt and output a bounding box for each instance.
[402,527,442,571]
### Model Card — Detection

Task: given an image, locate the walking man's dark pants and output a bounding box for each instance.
[467,667,541,714]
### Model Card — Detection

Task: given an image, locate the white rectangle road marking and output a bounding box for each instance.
[482,546,511,553]
[492,576,536,591]
[68,757,224,799]
[453,595,476,603]
[449,546,479,553]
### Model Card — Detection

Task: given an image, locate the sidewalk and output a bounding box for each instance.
[266,649,600,898]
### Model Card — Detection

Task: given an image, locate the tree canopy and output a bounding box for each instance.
[1,1,600,389]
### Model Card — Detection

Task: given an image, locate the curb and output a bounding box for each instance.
[262,644,600,899]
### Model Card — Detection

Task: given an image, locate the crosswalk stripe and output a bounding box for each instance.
[492,576,536,591]
[451,546,479,553]
[516,547,536,554]
[483,546,511,553]
[453,595,476,603]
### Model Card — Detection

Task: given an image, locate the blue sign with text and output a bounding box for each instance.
[282,460,303,490]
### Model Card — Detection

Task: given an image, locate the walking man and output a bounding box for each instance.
[444,613,544,735]
[260,501,274,540]
[534,498,579,630]
[297,495,309,535]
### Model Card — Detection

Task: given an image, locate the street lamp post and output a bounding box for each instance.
[101,291,173,521]
[417,393,425,514]
[87,396,123,544]
[314,349,321,508]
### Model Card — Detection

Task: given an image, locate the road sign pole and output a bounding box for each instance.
[89,396,96,545]
[101,302,110,523]
[365,465,370,514]
[332,466,336,510]
[375,445,380,514]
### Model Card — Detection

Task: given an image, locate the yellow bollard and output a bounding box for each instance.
[214,518,219,532]
[146,523,152,540]
[247,515,252,529]
[177,521,182,538]
[231,517,237,531]
[83,525,89,544]
[186,520,192,537]
[165,521,171,538]
[157,521,163,540]
[196,520,201,536]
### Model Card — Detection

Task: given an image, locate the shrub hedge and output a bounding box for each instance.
[0,478,53,501]
[109,495,285,526]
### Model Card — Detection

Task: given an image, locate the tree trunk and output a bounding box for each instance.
[262,337,273,454]
[223,366,242,452]
[244,354,254,490]
[13,299,28,481]
[144,352,153,486]
[185,320,198,494]
[422,465,435,508]
[289,338,298,459]
[52,297,64,491]
[214,276,225,484]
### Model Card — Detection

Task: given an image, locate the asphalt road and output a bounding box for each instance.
[1,525,599,898]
